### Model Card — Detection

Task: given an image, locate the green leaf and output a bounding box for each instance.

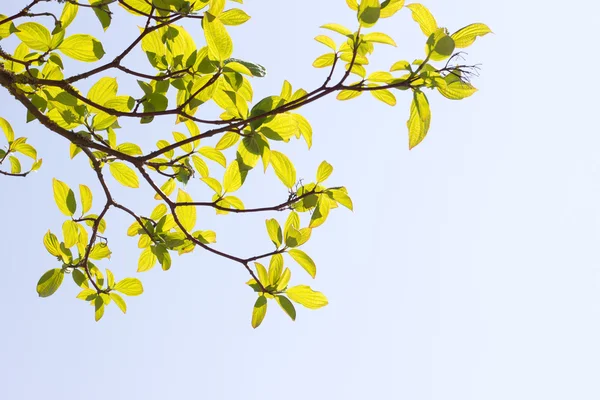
[114,278,144,296]
[36,269,64,298]
[223,160,244,193]
[110,292,127,313]
[62,220,79,248]
[72,269,88,288]
[362,32,397,46]
[109,162,139,188]
[79,184,93,214]
[275,295,296,321]
[316,161,333,183]
[266,219,282,248]
[58,34,105,62]
[358,0,381,27]
[16,22,51,51]
[0,117,15,143]
[270,151,296,188]
[137,247,157,272]
[452,23,492,48]
[203,13,233,62]
[90,0,112,31]
[288,249,317,278]
[176,189,196,231]
[286,285,328,309]
[251,296,268,328]
[52,178,77,216]
[406,3,438,36]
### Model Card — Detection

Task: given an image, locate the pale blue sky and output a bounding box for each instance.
[2,1,599,399]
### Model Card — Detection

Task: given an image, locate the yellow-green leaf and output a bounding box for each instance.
[390,60,411,71]
[316,160,333,183]
[15,22,51,51]
[437,81,478,100]
[52,178,77,216]
[0,117,15,143]
[321,23,352,36]
[266,218,282,247]
[114,277,144,296]
[288,249,316,278]
[314,35,336,51]
[286,285,328,309]
[223,160,244,193]
[380,0,405,18]
[110,292,127,313]
[37,269,64,297]
[309,197,331,228]
[109,162,139,188]
[79,184,93,214]
[337,90,362,101]
[255,262,268,287]
[62,220,79,248]
[199,147,226,167]
[276,295,296,320]
[358,0,380,27]
[451,23,492,48]
[203,13,233,62]
[88,77,118,106]
[58,34,105,62]
[89,243,111,260]
[270,151,296,188]
[137,247,157,272]
[312,53,335,68]
[43,230,61,257]
[371,88,397,106]
[251,296,267,328]
[220,9,251,25]
[59,2,79,31]
[407,91,431,149]
[406,3,438,36]
[362,32,396,46]
[176,189,196,231]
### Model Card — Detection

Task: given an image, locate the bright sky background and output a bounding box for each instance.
[2,1,599,399]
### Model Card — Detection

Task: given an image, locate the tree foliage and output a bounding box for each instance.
[0,0,490,327]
